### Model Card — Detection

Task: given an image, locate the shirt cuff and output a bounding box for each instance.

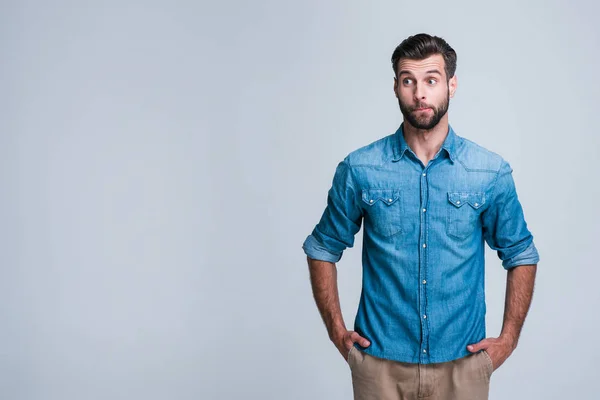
[502,241,540,270]
[302,234,342,263]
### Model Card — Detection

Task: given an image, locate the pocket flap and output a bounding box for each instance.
[447,192,485,209]
[362,189,400,206]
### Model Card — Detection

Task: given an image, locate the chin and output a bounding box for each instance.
[416,118,434,127]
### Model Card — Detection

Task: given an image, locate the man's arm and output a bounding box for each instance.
[306,256,370,361]
[467,263,537,369]
[468,159,541,369]
[302,158,367,361]
[500,263,537,349]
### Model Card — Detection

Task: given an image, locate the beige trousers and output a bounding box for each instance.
[347,347,494,400]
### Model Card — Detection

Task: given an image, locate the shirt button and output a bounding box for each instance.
[369,199,373,203]
[388,199,393,202]
[422,208,426,212]
[474,202,478,206]
[423,349,427,353]
[422,244,427,248]
[456,200,461,204]
[423,315,427,319]
[422,280,427,284]
[422,173,426,177]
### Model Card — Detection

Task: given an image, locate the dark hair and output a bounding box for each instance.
[391,33,457,80]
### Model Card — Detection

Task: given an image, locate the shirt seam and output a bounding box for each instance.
[489,160,510,203]
[344,158,364,217]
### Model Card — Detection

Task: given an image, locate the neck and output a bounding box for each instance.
[402,115,449,166]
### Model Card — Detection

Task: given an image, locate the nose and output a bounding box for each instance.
[413,83,426,101]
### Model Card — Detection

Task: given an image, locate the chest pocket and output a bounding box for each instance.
[361,189,403,237]
[446,192,485,240]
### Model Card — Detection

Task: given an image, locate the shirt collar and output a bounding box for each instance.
[392,122,458,163]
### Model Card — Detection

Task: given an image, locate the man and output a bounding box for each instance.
[301,33,539,400]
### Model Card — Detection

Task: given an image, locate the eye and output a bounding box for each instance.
[402,78,413,85]
[428,78,437,85]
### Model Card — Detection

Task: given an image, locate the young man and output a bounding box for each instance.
[302,33,539,400]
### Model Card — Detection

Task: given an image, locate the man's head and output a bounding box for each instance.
[391,33,457,130]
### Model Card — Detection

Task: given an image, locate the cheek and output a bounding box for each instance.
[397,88,412,101]
[431,88,448,103]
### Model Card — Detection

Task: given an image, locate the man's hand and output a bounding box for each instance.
[466,336,517,371]
[332,328,371,362]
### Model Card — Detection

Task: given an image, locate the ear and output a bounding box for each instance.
[393,76,398,96]
[449,75,457,98]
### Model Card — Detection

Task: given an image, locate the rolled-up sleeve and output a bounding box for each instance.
[302,158,363,263]
[481,160,540,269]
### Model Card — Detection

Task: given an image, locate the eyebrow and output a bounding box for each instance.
[398,69,443,76]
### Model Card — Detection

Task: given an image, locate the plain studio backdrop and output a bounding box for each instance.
[1,0,598,399]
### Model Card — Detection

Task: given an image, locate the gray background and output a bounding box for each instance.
[1,0,598,399]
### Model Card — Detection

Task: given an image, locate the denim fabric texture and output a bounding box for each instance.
[302,123,540,364]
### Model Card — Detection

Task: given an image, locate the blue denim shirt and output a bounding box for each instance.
[302,123,540,364]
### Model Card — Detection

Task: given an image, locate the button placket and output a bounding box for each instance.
[419,168,430,360]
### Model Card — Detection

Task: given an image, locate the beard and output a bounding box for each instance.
[398,90,450,130]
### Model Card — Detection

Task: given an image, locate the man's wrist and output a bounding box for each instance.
[329,323,347,342]
[498,332,519,350]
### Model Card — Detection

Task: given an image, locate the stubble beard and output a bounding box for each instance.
[399,90,450,131]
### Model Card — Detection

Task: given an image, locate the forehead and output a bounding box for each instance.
[397,54,446,77]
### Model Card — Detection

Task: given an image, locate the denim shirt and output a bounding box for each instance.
[302,123,540,364]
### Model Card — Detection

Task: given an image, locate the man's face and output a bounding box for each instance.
[393,54,457,130]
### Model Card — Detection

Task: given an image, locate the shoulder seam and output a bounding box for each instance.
[489,159,512,201]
